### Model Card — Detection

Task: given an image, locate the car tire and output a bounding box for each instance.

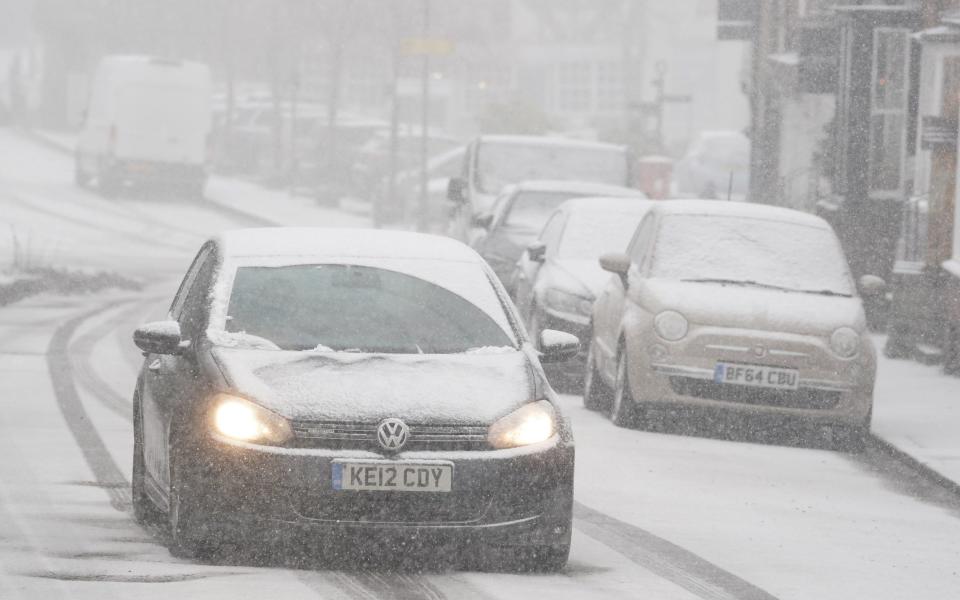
[131,393,164,527]
[610,349,641,428]
[583,339,610,411]
[168,449,222,559]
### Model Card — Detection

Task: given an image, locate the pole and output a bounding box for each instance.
[418,0,431,232]
[383,2,401,229]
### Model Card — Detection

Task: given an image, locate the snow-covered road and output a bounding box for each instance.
[1,131,959,599]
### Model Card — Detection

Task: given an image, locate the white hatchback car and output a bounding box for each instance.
[584,201,882,448]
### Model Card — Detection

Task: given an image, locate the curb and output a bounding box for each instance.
[20,128,73,155]
[867,433,960,498]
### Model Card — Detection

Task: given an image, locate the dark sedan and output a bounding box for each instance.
[131,228,578,570]
[471,180,646,294]
[513,198,654,386]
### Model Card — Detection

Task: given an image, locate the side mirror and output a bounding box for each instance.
[600,252,632,288]
[539,329,580,363]
[472,213,493,229]
[859,274,887,297]
[527,241,547,263]
[447,177,468,204]
[134,321,187,355]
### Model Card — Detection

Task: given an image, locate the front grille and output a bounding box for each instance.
[669,377,841,410]
[292,490,492,524]
[290,421,491,451]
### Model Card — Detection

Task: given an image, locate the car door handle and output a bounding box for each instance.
[147,359,162,373]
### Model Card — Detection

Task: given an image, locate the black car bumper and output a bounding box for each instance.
[187,435,574,548]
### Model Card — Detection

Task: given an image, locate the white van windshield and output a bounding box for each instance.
[476,142,628,193]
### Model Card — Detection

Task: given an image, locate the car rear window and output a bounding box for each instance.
[220,264,516,354]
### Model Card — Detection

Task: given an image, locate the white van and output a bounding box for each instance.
[446,135,635,242]
[76,55,212,196]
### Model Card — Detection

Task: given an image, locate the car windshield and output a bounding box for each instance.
[504,191,583,229]
[558,210,649,259]
[476,142,628,193]
[650,215,854,295]
[219,264,516,353]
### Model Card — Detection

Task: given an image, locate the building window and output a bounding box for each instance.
[556,62,593,112]
[596,62,624,112]
[869,28,910,196]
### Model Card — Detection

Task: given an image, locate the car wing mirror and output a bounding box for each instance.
[539,329,580,363]
[527,241,547,263]
[599,252,631,286]
[472,212,493,229]
[447,177,468,204]
[133,320,187,355]
[859,274,887,297]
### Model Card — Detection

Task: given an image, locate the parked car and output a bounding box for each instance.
[585,201,882,449]
[673,130,749,200]
[376,145,466,227]
[76,55,212,196]
[446,135,637,242]
[131,228,577,570]
[471,180,646,291]
[512,198,655,385]
[353,129,461,198]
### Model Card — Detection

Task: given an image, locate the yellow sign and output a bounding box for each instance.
[401,38,455,56]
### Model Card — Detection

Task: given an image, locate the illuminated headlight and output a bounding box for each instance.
[830,327,860,359]
[210,393,293,445]
[545,288,594,316]
[654,310,689,342]
[487,401,557,449]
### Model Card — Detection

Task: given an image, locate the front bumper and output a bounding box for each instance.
[626,325,875,426]
[188,435,574,547]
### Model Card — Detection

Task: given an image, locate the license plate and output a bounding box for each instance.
[713,362,799,390]
[332,461,453,493]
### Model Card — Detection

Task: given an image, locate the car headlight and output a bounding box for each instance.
[654,310,689,342]
[545,288,594,316]
[487,401,557,449]
[210,393,293,445]
[830,327,860,359]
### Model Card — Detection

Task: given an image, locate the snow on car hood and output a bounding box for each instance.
[212,347,535,424]
[638,279,866,335]
[551,259,614,298]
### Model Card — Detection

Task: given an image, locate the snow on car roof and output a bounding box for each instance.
[514,180,645,197]
[651,200,831,228]
[478,135,627,152]
[214,228,486,262]
[559,197,655,213]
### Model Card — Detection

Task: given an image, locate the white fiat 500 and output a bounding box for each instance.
[585,201,882,449]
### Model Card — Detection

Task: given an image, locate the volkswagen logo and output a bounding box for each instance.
[376,418,409,452]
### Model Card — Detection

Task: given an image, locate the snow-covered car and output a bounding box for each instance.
[471,180,647,291]
[446,135,637,242]
[130,228,577,570]
[584,201,879,448]
[673,130,749,200]
[512,198,655,385]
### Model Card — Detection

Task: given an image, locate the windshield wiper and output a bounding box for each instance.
[681,278,786,291]
[681,279,852,297]
[793,289,852,298]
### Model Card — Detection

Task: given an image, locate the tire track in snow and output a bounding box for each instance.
[574,502,778,600]
[71,298,167,423]
[47,301,135,513]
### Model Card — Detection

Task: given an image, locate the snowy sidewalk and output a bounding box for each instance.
[872,338,960,490]
[26,129,370,230]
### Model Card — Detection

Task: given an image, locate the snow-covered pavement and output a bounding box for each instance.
[2,130,960,599]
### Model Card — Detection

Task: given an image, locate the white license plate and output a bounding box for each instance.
[332,461,453,493]
[713,362,799,390]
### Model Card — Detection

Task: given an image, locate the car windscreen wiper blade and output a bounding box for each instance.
[793,289,853,298]
[680,278,786,291]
